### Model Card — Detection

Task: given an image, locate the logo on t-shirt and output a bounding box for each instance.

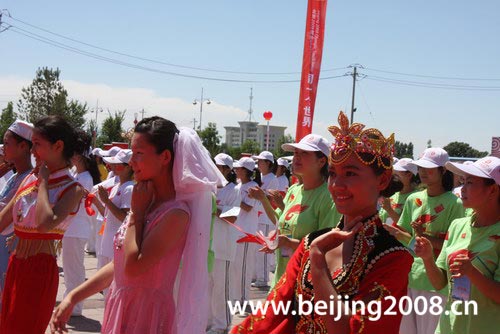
[434,204,445,214]
[489,235,500,242]
[415,198,423,207]
[284,204,309,221]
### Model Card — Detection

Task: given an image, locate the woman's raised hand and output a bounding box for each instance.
[310,217,363,254]
[131,180,154,217]
[414,236,434,261]
[248,186,266,202]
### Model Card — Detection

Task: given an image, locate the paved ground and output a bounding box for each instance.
[51,254,269,334]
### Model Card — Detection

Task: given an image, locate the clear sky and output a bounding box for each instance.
[1,1,499,157]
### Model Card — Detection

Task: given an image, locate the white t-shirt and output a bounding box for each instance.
[213,182,241,261]
[0,170,14,194]
[234,180,259,235]
[258,173,279,226]
[64,171,94,239]
[99,180,134,259]
[276,175,290,192]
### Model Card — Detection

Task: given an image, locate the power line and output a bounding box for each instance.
[364,66,500,82]
[2,13,347,76]
[364,75,500,91]
[6,24,349,83]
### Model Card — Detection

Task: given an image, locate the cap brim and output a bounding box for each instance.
[281,142,318,153]
[445,162,491,180]
[410,160,440,169]
[103,156,121,164]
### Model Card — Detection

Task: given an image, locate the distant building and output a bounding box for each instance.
[224,121,287,151]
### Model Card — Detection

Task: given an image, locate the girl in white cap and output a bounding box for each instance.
[230,157,260,306]
[62,129,101,316]
[93,149,134,272]
[207,153,240,334]
[51,116,225,334]
[251,151,279,288]
[379,157,419,225]
[0,120,34,309]
[384,147,466,334]
[414,156,500,334]
[275,157,291,193]
[249,134,341,288]
[0,116,84,334]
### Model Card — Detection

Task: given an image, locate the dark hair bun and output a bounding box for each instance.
[381,175,403,198]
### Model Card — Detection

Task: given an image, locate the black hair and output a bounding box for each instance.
[8,130,33,149]
[134,116,179,157]
[277,165,291,180]
[34,115,76,161]
[226,168,237,184]
[74,129,101,185]
[315,151,329,181]
[357,153,403,197]
[438,167,455,192]
[252,169,262,186]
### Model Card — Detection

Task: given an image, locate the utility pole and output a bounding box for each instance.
[140,108,146,120]
[192,118,197,130]
[350,66,357,125]
[193,88,211,130]
[248,87,254,122]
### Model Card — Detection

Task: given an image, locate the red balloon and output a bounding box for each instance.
[263,111,273,121]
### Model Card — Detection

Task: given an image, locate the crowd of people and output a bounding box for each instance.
[0,111,497,334]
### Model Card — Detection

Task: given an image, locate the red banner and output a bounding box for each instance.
[295,0,328,141]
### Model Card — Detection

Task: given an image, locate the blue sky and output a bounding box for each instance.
[1,1,499,157]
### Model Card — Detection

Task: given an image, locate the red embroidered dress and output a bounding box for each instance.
[232,215,413,334]
[1,168,79,334]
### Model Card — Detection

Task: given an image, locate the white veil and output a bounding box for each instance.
[172,127,226,334]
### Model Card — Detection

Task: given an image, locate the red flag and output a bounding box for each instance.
[295,0,328,141]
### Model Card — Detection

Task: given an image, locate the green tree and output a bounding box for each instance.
[273,134,294,158]
[17,67,87,128]
[240,139,261,155]
[443,141,488,158]
[98,111,126,145]
[197,122,221,157]
[394,141,414,159]
[0,102,17,143]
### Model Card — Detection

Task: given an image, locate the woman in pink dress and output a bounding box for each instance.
[50,116,225,334]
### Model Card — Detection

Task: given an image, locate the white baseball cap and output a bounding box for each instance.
[100,146,121,158]
[8,120,33,142]
[233,157,255,171]
[446,157,500,185]
[410,148,449,169]
[92,148,103,157]
[102,149,132,165]
[277,157,290,168]
[251,151,274,163]
[214,153,234,169]
[393,158,418,175]
[281,134,330,158]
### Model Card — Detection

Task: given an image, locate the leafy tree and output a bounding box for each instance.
[197,122,221,157]
[394,141,414,159]
[0,102,17,143]
[98,110,126,145]
[443,141,488,158]
[17,67,87,128]
[240,139,261,155]
[273,134,294,158]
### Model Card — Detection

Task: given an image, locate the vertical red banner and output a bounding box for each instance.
[295,0,328,141]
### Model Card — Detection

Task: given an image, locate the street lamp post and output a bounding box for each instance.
[92,99,103,147]
[193,88,211,131]
[263,111,273,151]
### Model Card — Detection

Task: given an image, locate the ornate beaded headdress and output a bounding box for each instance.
[328,111,395,169]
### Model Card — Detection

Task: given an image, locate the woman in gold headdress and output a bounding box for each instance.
[231,112,413,334]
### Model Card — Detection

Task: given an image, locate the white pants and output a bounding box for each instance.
[230,242,256,304]
[399,288,445,334]
[86,216,97,253]
[62,237,88,315]
[208,259,232,331]
[254,223,271,285]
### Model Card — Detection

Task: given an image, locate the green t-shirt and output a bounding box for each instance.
[435,216,500,334]
[272,182,341,287]
[397,190,465,293]
[379,190,416,224]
